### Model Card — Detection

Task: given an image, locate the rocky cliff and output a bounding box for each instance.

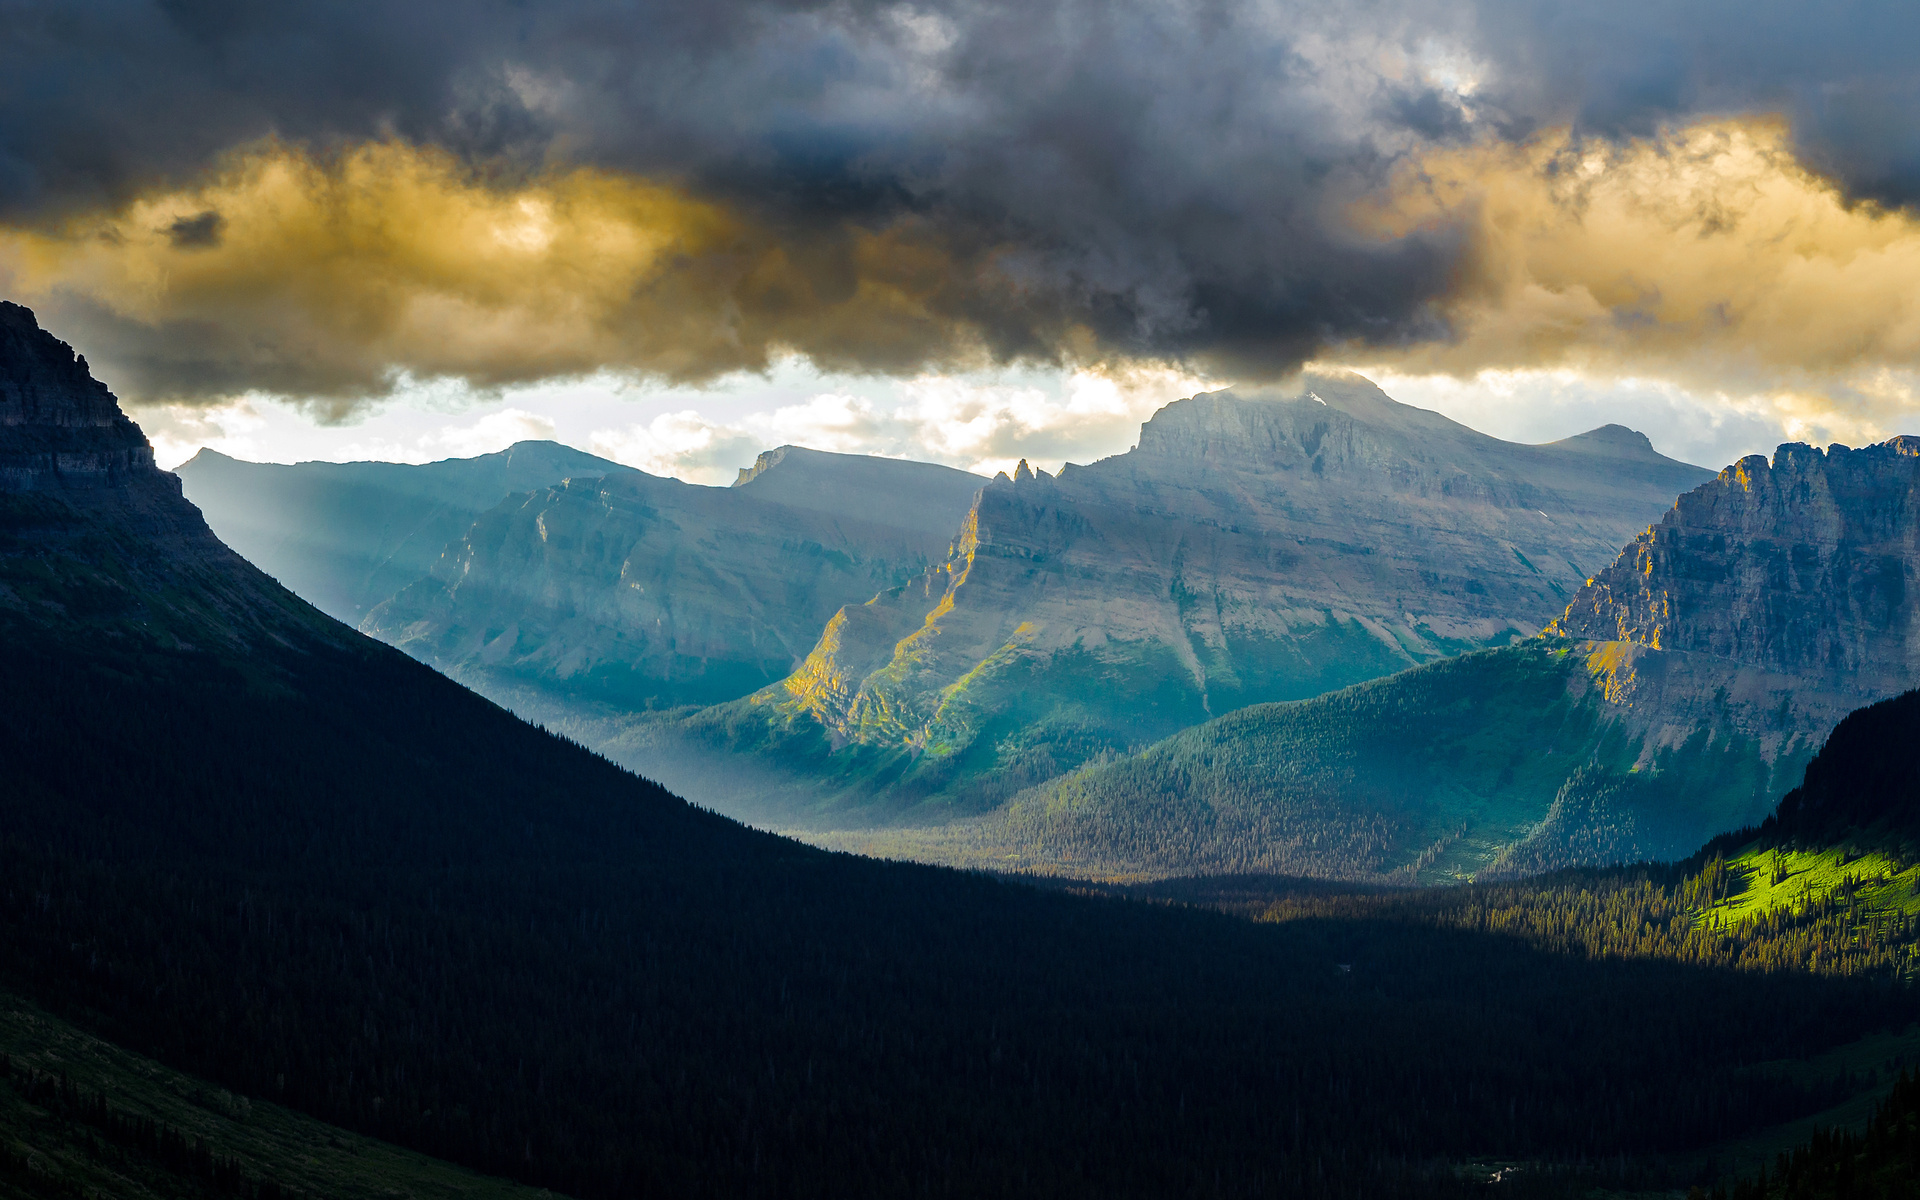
[363,449,987,710]
[1,300,159,492]
[1552,438,1920,718]
[672,372,1709,824]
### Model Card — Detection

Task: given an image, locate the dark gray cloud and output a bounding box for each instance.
[2,0,1915,392]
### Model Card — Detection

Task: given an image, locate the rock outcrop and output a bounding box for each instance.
[677,372,1709,822]
[1554,439,1920,688]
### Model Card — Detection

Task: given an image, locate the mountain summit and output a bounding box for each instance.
[0,300,333,654]
[176,440,632,624]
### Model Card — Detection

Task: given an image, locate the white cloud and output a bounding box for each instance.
[580,363,1214,484]
[430,408,559,458]
[589,411,762,485]
[136,398,272,469]
[139,355,1898,491]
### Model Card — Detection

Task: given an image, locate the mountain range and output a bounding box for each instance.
[152,344,1920,886]
[877,437,1920,882]
[6,299,1920,1198]
[680,374,1711,823]
[307,372,1706,824]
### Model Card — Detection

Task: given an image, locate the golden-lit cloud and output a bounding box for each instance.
[1347,117,1920,437]
[0,140,1018,412]
[14,117,1920,455]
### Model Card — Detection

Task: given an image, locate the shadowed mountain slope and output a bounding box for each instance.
[6,298,1916,1200]
[653,372,1708,823]
[1745,688,1920,858]
[913,438,1920,881]
[176,442,629,625]
[362,447,988,709]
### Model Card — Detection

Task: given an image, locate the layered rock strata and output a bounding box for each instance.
[1,301,160,492]
[1550,437,1920,755]
[935,436,1920,881]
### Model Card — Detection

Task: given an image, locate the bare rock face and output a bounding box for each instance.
[685,372,1709,821]
[0,301,159,492]
[755,432,1920,872]
[1550,438,1920,753]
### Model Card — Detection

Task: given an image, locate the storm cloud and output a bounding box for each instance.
[3,0,1920,408]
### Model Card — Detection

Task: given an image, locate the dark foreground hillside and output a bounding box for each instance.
[0,300,1915,1198]
[1724,1070,1920,1199]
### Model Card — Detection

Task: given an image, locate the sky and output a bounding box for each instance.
[8,1,1920,482]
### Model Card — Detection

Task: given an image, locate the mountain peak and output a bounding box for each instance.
[0,303,346,651]
[1546,424,1662,460]
[2,300,128,428]
[1,300,158,491]
[726,444,985,539]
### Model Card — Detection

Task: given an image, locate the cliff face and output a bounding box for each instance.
[1553,439,1920,691]
[822,440,1920,878]
[683,372,1710,822]
[0,301,159,492]
[363,450,987,710]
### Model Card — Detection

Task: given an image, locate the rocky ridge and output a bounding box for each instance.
[1549,437,1920,755]
[178,441,631,625]
[0,301,346,655]
[1,300,159,492]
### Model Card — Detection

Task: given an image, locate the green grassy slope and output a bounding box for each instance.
[0,996,547,1200]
